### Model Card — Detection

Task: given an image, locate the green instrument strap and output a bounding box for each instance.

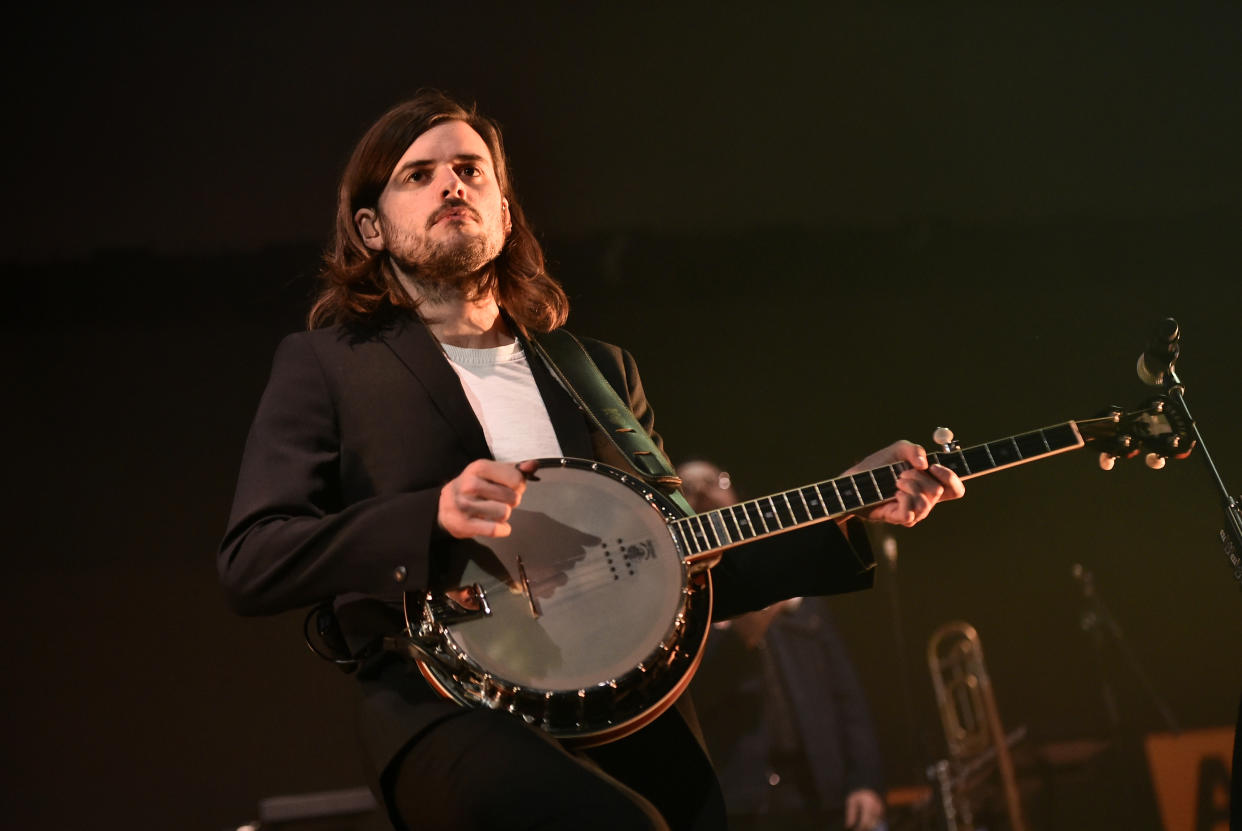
[528,328,695,517]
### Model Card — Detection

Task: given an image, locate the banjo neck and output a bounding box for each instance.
[675,420,1086,566]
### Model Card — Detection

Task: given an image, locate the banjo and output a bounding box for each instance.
[386,396,1191,747]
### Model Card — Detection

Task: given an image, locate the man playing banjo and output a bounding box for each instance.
[219,90,964,831]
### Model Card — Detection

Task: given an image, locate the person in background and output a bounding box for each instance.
[683,460,888,831]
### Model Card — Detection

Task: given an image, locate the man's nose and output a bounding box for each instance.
[439,169,466,199]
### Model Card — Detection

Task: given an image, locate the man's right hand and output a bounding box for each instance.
[438,459,540,539]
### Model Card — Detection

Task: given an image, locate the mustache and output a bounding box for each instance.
[428,199,481,227]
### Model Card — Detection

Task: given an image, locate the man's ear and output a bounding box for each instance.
[355,208,385,252]
[501,199,512,235]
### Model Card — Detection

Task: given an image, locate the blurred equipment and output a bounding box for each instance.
[1071,563,1181,736]
[234,786,385,831]
[927,621,1028,831]
[1143,727,1233,831]
[881,533,924,790]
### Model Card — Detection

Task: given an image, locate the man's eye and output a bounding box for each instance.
[408,171,426,182]
[459,166,480,177]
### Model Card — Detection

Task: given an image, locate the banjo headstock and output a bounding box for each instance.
[1078,395,1196,470]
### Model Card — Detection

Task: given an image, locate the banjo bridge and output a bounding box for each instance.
[515,556,541,618]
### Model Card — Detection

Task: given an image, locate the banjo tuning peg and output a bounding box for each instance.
[932,426,959,453]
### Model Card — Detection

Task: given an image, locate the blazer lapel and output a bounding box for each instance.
[379,314,493,461]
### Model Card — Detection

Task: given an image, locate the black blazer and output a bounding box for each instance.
[219,311,876,781]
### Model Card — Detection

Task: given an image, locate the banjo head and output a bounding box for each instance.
[420,459,711,743]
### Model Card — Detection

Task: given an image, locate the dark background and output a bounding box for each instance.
[3,4,1238,829]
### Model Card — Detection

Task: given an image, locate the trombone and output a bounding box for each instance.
[927,621,1027,831]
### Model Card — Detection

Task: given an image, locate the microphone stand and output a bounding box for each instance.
[1155,361,1242,588]
[1141,321,1240,828]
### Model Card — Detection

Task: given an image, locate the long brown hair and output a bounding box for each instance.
[308,90,568,332]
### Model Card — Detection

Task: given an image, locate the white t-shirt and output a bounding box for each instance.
[441,341,564,462]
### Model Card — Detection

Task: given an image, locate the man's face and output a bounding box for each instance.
[356,120,511,291]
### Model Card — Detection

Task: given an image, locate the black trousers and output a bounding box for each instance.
[384,707,728,830]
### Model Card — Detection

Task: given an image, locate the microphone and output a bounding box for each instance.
[1136,317,1180,386]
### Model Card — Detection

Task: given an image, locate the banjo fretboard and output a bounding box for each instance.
[674,422,1083,562]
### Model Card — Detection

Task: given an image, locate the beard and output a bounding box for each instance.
[390,234,499,302]
[383,204,506,304]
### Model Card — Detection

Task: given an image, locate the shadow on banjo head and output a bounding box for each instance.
[502,509,603,599]
[436,512,604,683]
[434,510,604,598]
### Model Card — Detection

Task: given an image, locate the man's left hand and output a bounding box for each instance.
[843,440,964,527]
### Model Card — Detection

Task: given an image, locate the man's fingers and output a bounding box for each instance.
[879,473,942,525]
[447,515,513,539]
[440,459,543,539]
[440,496,515,539]
[462,458,529,489]
[897,470,943,498]
[898,439,929,470]
[848,445,964,529]
[457,459,547,507]
[468,518,512,538]
[897,471,943,516]
[455,495,513,523]
[459,478,522,507]
[929,463,966,499]
[843,440,927,476]
[867,502,917,527]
